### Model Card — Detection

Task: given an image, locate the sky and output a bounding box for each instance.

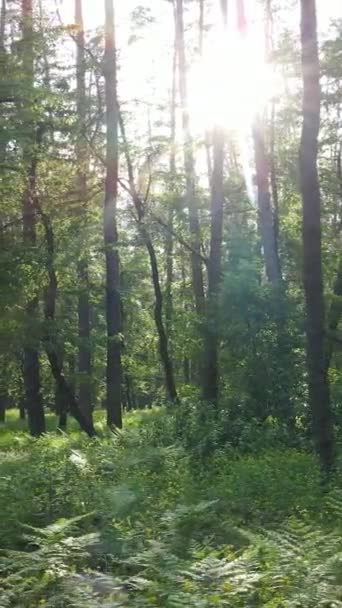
[57,0,342,96]
[56,0,342,204]
[56,0,342,139]
[58,0,342,31]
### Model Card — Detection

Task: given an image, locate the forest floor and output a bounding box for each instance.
[0,409,342,606]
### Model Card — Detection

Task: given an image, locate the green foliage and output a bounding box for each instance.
[1,412,342,607]
[1,0,342,604]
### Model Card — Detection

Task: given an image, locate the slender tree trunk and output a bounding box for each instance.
[26,122,95,437]
[175,0,205,316]
[180,253,191,384]
[103,0,122,429]
[220,0,228,26]
[16,354,26,419]
[38,203,96,437]
[236,0,246,32]
[203,127,225,402]
[0,361,7,422]
[253,119,282,283]
[78,259,92,418]
[0,0,6,163]
[299,0,334,469]
[21,0,45,436]
[270,102,280,249]
[75,0,92,423]
[119,113,178,402]
[325,257,342,370]
[145,232,178,401]
[165,24,177,337]
[0,396,5,423]
[325,151,342,370]
[199,0,204,55]
[0,0,5,49]
[19,402,26,420]
[235,0,280,283]
[124,374,133,411]
[55,381,67,431]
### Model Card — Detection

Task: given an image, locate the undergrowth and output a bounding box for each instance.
[0,408,342,607]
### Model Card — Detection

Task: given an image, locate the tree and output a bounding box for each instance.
[75,0,92,423]
[299,0,334,468]
[253,119,282,283]
[103,0,122,429]
[21,0,45,436]
[175,0,205,316]
[203,127,225,402]
[119,114,178,403]
[165,14,177,338]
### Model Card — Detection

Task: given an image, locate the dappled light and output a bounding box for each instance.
[0,0,342,605]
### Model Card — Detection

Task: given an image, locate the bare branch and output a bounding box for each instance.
[150,211,209,266]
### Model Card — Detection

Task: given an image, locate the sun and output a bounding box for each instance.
[188,24,278,135]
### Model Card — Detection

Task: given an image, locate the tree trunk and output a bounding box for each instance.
[220,0,228,26]
[299,0,334,469]
[55,381,67,431]
[236,0,247,33]
[75,0,92,423]
[0,370,6,422]
[119,111,178,403]
[16,355,26,419]
[103,0,122,429]
[35,192,96,437]
[21,0,45,436]
[0,0,5,50]
[78,259,92,419]
[253,119,282,283]
[270,102,280,249]
[145,232,178,402]
[180,254,191,384]
[175,0,205,316]
[325,257,342,370]
[203,127,225,402]
[199,0,204,55]
[124,374,133,411]
[165,22,177,337]
[252,0,281,284]
[19,402,26,420]
[0,400,5,423]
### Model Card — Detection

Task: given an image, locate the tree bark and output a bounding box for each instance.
[203,127,225,402]
[119,113,178,402]
[0,361,6,422]
[55,379,67,432]
[21,0,45,436]
[165,21,177,338]
[270,102,280,250]
[75,0,92,423]
[325,257,342,370]
[299,0,334,469]
[77,258,92,419]
[253,119,282,283]
[103,0,122,429]
[0,0,5,50]
[175,0,205,316]
[145,232,178,402]
[220,0,228,26]
[38,203,96,437]
[0,396,5,423]
[199,0,204,55]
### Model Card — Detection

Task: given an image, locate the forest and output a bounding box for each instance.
[0,0,342,605]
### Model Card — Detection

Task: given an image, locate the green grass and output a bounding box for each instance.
[0,409,342,607]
